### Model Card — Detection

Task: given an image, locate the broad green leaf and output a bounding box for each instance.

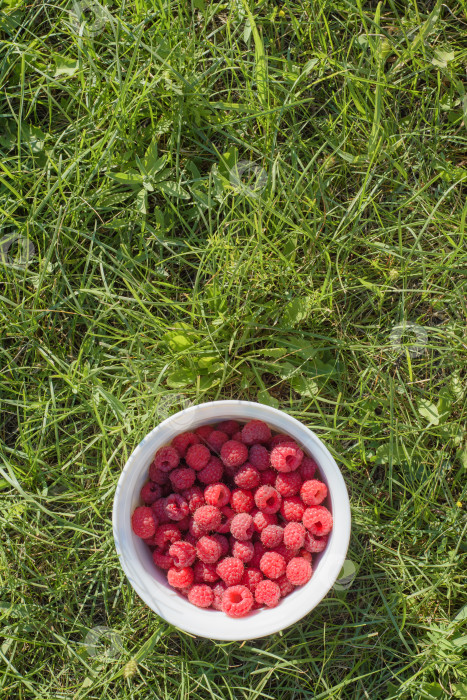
[135,188,147,215]
[418,682,444,699]
[143,139,167,175]
[281,296,313,327]
[257,389,279,408]
[53,56,79,77]
[289,375,319,397]
[163,322,197,351]
[418,400,440,426]
[453,604,467,624]
[197,356,220,369]
[432,49,455,68]
[218,147,239,180]
[20,124,46,153]
[453,682,467,698]
[166,368,195,389]
[106,171,143,185]
[193,0,205,9]
[157,181,190,199]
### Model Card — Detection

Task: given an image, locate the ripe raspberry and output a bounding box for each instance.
[171,431,200,457]
[165,494,189,521]
[234,463,260,489]
[303,531,328,553]
[185,443,211,471]
[231,539,254,562]
[198,456,224,484]
[182,486,204,513]
[255,579,281,608]
[140,481,162,504]
[153,446,180,472]
[218,505,235,534]
[195,424,214,441]
[261,525,284,549]
[167,566,194,589]
[259,551,286,579]
[276,574,295,597]
[248,444,270,471]
[176,515,191,531]
[241,567,263,594]
[148,465,169,485]
[193,505,222,531]
[151,498,169,524]
[154,523,182,549]
[170,467,196,491]
[230,513,254,540]
[250,541,266,568]
[212,533,229,557]
[196,536,222,564]
[252,509,278,532]
[222,585,254,617]
[185,533,197,547]
[216,557,244,585]
[302,506,333,535]
[169,541,196,568]
[220,440,248,468]
[286,557,312,586]
[299,456,318,481]
[189,518,208,538]
[280,496,305,522]
[194,560,219,583]
[283,522,306,550]
[300,480,328,506]
[273,543,296,562]
[269,434,292,448]
[204,482,230,508]
[230,488,254,513]
[131,506,157,538]
[270,442,303,473]
[275,471,302,497]
[188,584,214,608]
[260,468,277,485]
[241,419,271,446]
[205,430,228,453]
[231,431,243,442]
[152,548,174,569]
[254,485,282,514]
[212,581,227,610]
[299,548,312,562]
[216,420,240,436]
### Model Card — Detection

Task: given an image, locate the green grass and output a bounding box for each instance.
[1,0,467,697]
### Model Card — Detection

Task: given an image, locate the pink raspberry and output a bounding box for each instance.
[254,485,282,514]
[204,482,230,508]
[216,420,240,436]
[248,444,270,471]
[198,456,224,484]
[170,467,196,491]
[152,445,180,472]
[165,494,189,521]
[169,541,196,568]
[231,539,254,562]
[275,471,302,497]
[276,574,295,597]
[217,505,235,534]
[148,465,169,485]
[234,463,260,489]
[211,581,227,610]
[230,488,254,513]
[152,548,173,569]
[260,469,277,485]
[241,567,263,594]
[283,522,306,550]
[259,551,286,579]
[151,498,169,524]
[303,531,329,553]
[273,543,296,562]
[268,434,291,448]
[140,481,162,504]
[255,579,281,607]
[212,533,229,557]
[181,486,204,513]
[188,584,213,608]
[231,431,243,442]
[216,557,244,585]
[185,443,211,471]
[302,506,333,535]
[300,480,328,506]
[154,523,181,549]
[193,505,222,531]
[195,424,214,441]
[286,557,312,586]
[189,518,208,538]
[196,536,222,564]
[131,506,157,538]
[230,513,254,540]
[206,430,229,453]
[171,431,200,457]
[250,541,266,568]
[299,455,318,481]
[261,525,284,549]
[280,496,305,522]
[222,585,254,617]
[270,442,303,473]
[194,561,219,583]
[167,566,194,589]
[241,419,271,446]
[300,548,312,562]
[252,509,278,532]
[220,440,248,468]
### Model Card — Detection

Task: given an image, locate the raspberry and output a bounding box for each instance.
[169,541,196,568]
[212,533,229,557]
[261,525,284,549]
[286,557,312,586]
[234,463,260,489]
[171,431,200,457]
[151,498,169,524]
[181,486,204,513]
[216,420,240,437]
[231,539,254,562]
[275,471,302,497]
[250,541,266,568]
[269,434,292,448]
[283,522,306,550]
[206,430,229,453]
[167,566,194,589]
[300,456,318,481]
[230,513,254,540]
[220,440,248,468]
[194,561,219,583]
[299,548,312,562]
[231,431,243,442]
[248,444,270,471]
[176,515,191,531]
[152,548,174,569]
[303,531,328,553]
[273,543,296,562]
[140,481,162,504]
[196,535,222,564]
[131,506,157,538]
[222,585,254,617]
[185,443,211,471]
[189,518,208,538]
[193,505,222,531]
[185,533,197,547]
[252,509,278,532]
[230,488,254,513]
[280,496,305,522]
[216,557,244,585]
[254,485,282,514]
[198,456,224,484]
[241,567,263,594]
[154,523,182,549]
[302,506,333,535]
[259,551,286,579]
[255,579,281,608]
[260,468,277,485]
[188,584,214,608]
[270,442,303,473]
[195,424,214,441]
[170,467,196,491]
[165,494,189,521]
[300,480,328,506]
[241,419,271,446]
[212,581,227,610]
[148,465,169,485]
[204,482,230,508]
[276,574,295,597]
[153,446,180,472]
[218,505,235,534]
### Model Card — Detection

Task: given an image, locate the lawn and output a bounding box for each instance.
[1,0,466,697]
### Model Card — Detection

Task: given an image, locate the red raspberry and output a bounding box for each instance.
[206,430,229,453]
[181,486,204,513]
[255,579,281,607]
[241,567,263,594]
[302,506,333,535]
[185,532,197,547]
[268,434,291,448]
[194,560,219,583]
[248,444,270,471]
[280,496,305,522]
[222,585,254,617]
[195,424,214,441]
[254,485,282,514]
[152,446,180,472]
[188,584,213,608]
[261,525,284,549]
[216,557,244,585]
[193,505,222,531]
[230,513,254,540]
[171,431,200,457]
[143,535,157,547]
[218,505,235,534]
[259,551,286,579]
[176,515,190,531]
[260,469,276,485]
[303,531,328,553]
[198,456,224,484]
[212,581,227,610]
[196,536,222,564]
[216,420,240,436]
[286,557,312,585]
[170,467,196,491]
[300,480,328,506]
[275,471,302,497]
[131,506,157,538]
[204,482,230,508]
[273,543,296,562]
[140,481,162,504]
[283,522,306,550]
[250,541,266,568]
[270,442,303,473]
[167,566,194,589]
[169,541,196,568]
[241,419,271,446]
[299,548,312,562]
[151,498,169,524]
[165,494,189,521]
[276,574,295,597]
[185,444,211,471]
[152,548,173,569]
[154,523,181,548]
[189,518,207,538]
[252,509,278,532]
[230,488,254,513]
[231,431,243,442]
[231,539,254,562]
[234,463,260,489]
[212,533,229,557]
[220,440,248,468]
[299,456,318,481]
[148,465,169,485]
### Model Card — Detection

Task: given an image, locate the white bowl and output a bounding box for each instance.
[112,400,351,640]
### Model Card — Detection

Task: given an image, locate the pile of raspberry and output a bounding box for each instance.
[131,419,333,618]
